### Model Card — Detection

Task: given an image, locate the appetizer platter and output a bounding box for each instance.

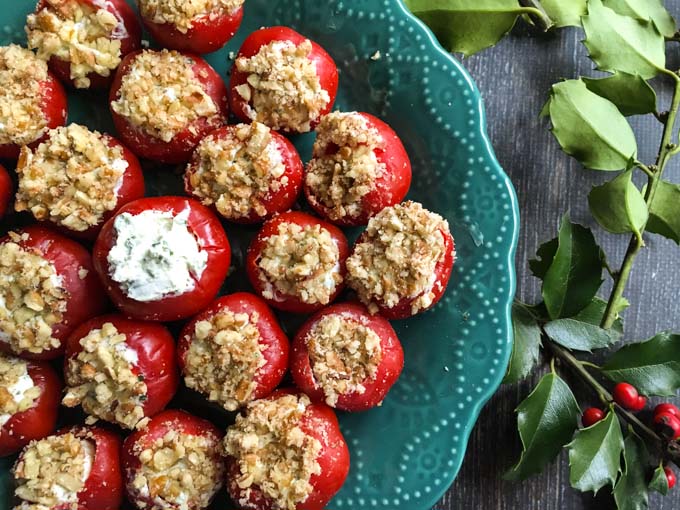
[0,0,519,509]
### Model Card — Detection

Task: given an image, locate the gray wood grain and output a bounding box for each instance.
[438,3,680,508]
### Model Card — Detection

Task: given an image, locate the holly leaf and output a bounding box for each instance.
[540,0,587,28]
[583,73,657,117]
[602,0,676,38]
[649,464,669,495]
[613,431,650,510]
[542,215,604,319]
[588,168,648,236]
[504,302,543,384]
[505,372,580,480]
[529,237,558,280]
[647,180,680,244]
[572,297,624,336]
[583,0,666,80]
[548,79,637,171]
[544,318,619,352]
[567,409,624,494]
[404,0,523,56]
[603,332,680,396]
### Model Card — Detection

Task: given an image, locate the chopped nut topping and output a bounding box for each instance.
[346,201,450,315]
[188,123,287,220]
[235,39,329,133]
[13,433,94,508]
[111,49,220,143]
[305,112,385,221]
[184,310,265,411]
[62,322,147,430]
[0,355,40,427]
[131,429,224,510]
[257,222,341,305]
[0,45,49,146]
[224,394,322,510]
[140,0,245,33]
[306,314,382,407]
[0,235,67,354]
[26,0,123,88]
[15,124,128,232]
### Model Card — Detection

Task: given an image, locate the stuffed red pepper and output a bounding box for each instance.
[93,196,231,321]
[63,314,179,430]
[229,27,338,134]
[0,354,61,457]
[0,226,107,360]
[178,292,289,411]
[15,123,145,239]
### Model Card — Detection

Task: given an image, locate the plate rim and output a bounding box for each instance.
[386,0,520,504]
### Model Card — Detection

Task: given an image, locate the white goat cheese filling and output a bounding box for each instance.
[107,209,208,302]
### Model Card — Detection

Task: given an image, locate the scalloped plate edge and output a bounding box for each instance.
[389,0,519,504]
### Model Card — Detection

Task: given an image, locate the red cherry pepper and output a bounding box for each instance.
[654,403,680,419]
[613,383,644,411]
[653,411,680,440]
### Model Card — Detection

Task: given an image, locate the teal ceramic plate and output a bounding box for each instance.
[0,1,519,509]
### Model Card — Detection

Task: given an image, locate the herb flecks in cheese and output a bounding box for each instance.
[26,0,122,89]
[140,0,244,33]
[307,314,382,407]
[15,124,128,232]
[131,429,224,510]
[107,208,208,302]
[111,49,220,142]
[188,122,286,220]
[346,201,450,315]
[224,394,321,510]
[306,112,384,221]
[0,355,40,427]
[235,39,329,133]
[258,222,341,305]
[0,234,67,355]
[0,45,49,146]
[13,433,94,508]
[63,322,147,430]
[184,310,265,411]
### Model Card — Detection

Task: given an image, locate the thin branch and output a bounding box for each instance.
[601,73,680,329]
[518,0,554,32]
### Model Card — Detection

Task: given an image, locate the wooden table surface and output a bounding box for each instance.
[437,3,680,509]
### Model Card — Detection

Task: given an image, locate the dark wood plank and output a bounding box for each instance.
[438,2,680,508]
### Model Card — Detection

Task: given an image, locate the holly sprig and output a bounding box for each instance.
[405,0,680,507]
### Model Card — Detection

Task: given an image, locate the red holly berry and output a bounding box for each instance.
[582,407,605,427]
[631,395,647,412]
[654,403,680,418]
[613,383,643,410]
[653,411,680,440]
[665,467,677,489]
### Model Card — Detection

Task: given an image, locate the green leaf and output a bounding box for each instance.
[583,0,666,80]
[572,297,624,336]
[602,0,676,38]
[649,463,669,495]
[588,168,648,236]
[647,179,680,244]
[613,432,650,510]
[504,302,543,384]
[544,317,619,352]
[548,79,637,171]
[603,332,680,396]
[567,409,624,493]
[583,72,657,116]
[540,0,587,27]
[611,296,631,319]
[505,372,580,480]
[404,0,523,56]
[529,237,558,280]
[542,215,604,319]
